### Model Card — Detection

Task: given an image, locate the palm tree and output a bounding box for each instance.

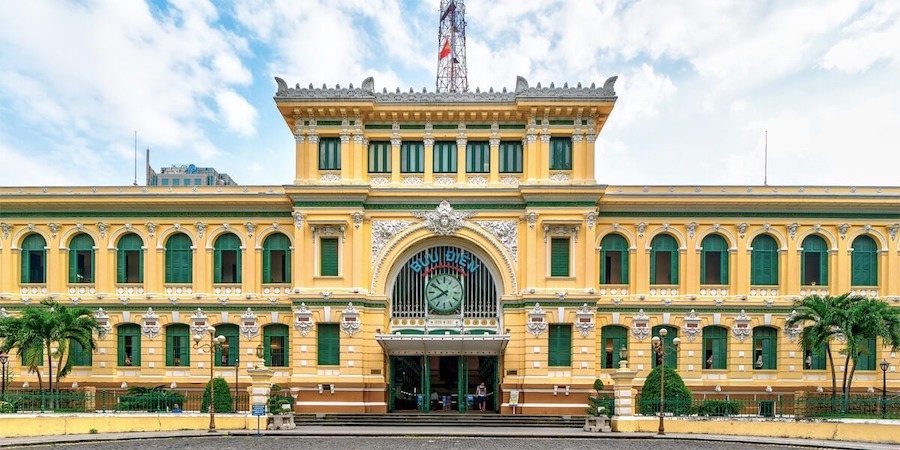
[838,298,900,408]
[787,294,855,402]
[0,299,98,394]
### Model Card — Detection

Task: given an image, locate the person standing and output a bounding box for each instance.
[475,381,488,412]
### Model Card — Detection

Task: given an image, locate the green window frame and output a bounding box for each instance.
[700,234,729,285]
[651,325,678,368]
[433,141,457,173]
[857,337,877,371]
[317,323,340,366]
[20,233,47,284]
[165,324,191,367]
[213,233,242,284]
[262,233,291,284]
[649,234,679,285]
[801,235,828,285]
[550,237,570,277]
[264,324,289,367]
[851,235,877,286]
[702,326,728,370]
[600,233,629,284]
[549,137,572,170]
[214,324,239,367]
[804,343,827,370]
[318,137,341,170]
[465,141,490,173]
[116,233,144,284]
[68,233,95,283]
[499,141,523,173]
[601,325,627,369]
[117,324,141,366]
[401,141,424,173]
[320,237,339,277]
[753,326,777,370]
[548,324,572,367]
[165,233,193,284]
[69,338,92,367]
[750,234,779,285]
[367,141,391,173]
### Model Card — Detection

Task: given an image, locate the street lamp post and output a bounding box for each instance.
[880,359,889,419]
[0,352,9,400]
[194,326,226,433]
[651,328,681,436]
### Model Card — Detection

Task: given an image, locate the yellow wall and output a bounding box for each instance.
[0,413,249,437]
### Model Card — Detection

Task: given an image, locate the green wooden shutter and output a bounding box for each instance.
[550,238,570,277]
[235,247,242,283]
[720,249,729,284]
[317,324,340,366]
[118,324,140,366]
[819,251,828,286]
[264,325,289,367]
[262,248,272,283]
[213,247,222,283]
[165,333,175,366]
[713,335,727,369]
[68,246,78,283]
[500,142,523,173]
[670,249,679,284]
[851,236,877,286]
[284,246,292,284]
[601,326,627,368]
[321,238,339,276]
[622,250,629,284]
[549,324,572,366]
[116,249,126,283]
[21,247,31,284]
[649,249,657,285]
[599,250,607,284]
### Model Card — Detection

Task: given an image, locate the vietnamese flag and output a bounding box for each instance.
[439,39,451,59]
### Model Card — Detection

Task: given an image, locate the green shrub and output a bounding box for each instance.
[200,377,234,413]
[267,384,293,414]
[117,385,184,412]
[695,399,741,416]
[638,365,692,416]
[585,378,612,417]
[0,400,12,413]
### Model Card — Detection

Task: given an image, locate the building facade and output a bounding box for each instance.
[0,75,898,415]
[147,164,237,187]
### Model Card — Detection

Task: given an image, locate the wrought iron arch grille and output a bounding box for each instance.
[391,245,498,318]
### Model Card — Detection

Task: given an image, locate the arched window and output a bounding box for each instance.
[801,235,828,285]
[851,235,877,286]
[69,233,95,283]
[702,326,727,370]
[803,343,827,370]
[700,234,729,285]
[651,325,678,368]
[214,324,239,367]
[600,234,629,284]
[600,325,628,369]
[263,324,289,367]
[753,326,777,370]
[116,233,143,284]
[750,234,779,286]
[262,233,291,284]
[165,324,190,367]
[165,233,193,284]
[20,233,46,284]
[650,234,679,285]
[213,233,241,284]
[117,324,141,366]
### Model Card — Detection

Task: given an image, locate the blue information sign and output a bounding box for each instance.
[252,404,267,416]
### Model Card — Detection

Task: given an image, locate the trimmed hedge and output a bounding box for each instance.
[200,377,234,413]
[638,365,692,416]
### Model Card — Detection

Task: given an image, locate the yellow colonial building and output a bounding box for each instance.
[0,75,898,415]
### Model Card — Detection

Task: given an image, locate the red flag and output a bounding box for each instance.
[439,39,451,59]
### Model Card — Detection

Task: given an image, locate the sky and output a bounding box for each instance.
[0,0,898,187]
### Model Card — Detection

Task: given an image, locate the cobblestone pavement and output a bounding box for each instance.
[11,437,824,450]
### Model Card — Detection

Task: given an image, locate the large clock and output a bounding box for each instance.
[425,273,464,313]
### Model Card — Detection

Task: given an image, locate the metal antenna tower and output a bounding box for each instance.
[436,0,468,93]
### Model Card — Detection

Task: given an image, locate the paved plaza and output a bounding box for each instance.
[3,437,839,450]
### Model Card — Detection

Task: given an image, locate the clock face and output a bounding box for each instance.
[425,273,464,313]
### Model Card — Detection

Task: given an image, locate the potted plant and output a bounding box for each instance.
[265,384,296,430]
[584,379,611,432]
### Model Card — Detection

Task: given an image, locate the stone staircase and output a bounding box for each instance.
[294,413,587,428]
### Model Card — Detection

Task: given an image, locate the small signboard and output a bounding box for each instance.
[252,404,267,416]
[509,390,519,406]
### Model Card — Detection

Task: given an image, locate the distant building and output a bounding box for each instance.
[147,164,237,186]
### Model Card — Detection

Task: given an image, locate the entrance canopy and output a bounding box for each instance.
[376,334,509,356]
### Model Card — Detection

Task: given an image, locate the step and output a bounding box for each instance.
[293,414,587,428]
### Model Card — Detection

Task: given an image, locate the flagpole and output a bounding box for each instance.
[764,130,768,186]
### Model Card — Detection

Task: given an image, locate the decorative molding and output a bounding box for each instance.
[574,303,595,337]
[97,222,109,239]
[784,310,802,343]
[889,223,899,241]
[686,222,698,239]
[631,309,651,341]
[310,224,346,244]
[435,175,456,186]
[732,309,752,342]
[319,171,341,183]
[94,308,111,339]
[240,307,259,339]
[195,222,207,238]
[293,303,314,336]
[351,212,364,229]
[190,308,210,335]
[291,211,306,228]
[48,223,60,238]
[636,222,648,238]
[402,175,423,185]
[473,220,518,263]
[371,220,415,264]
[340,303,361,336]
[146,223,157,238]
[681,309,702,341]
[838,223,850,240]
[369,175,390,186]
[526,303,548,337]
[543,224,579,243]
[526,212,539,229]
[585,211,598,230]
[0,222,10,240]
[467,175,488,186]
[413,200,475,236]
[737,223,749,238]
[549,171,570,182]
[140,307,161,339]
[500,176,520,186]
[787,223,799,240]
[244,222,257,238]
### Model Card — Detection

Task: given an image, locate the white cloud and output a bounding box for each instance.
[215,90,258,136]
[822,2,900,72]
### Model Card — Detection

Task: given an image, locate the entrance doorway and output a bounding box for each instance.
[389,355,498,413]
